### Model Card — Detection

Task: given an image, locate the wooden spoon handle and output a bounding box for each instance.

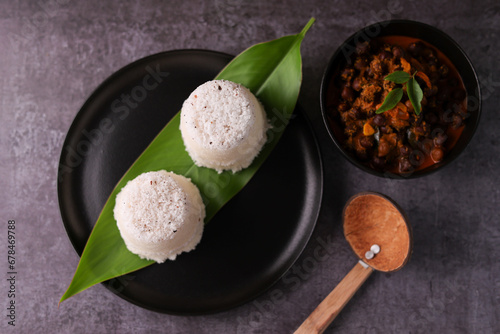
[294,261,373,334]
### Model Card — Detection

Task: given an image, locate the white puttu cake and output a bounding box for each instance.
[113,170,205,263]
[180,80,269,173]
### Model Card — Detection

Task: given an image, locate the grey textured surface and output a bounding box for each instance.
[1,0,499,333]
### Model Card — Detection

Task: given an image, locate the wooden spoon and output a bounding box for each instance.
[295,192,413,334]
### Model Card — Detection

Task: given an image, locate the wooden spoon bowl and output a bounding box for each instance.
[295,192,412,334]
[343,192,412,272]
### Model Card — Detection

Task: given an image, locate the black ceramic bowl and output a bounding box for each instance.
[320,20,481,178]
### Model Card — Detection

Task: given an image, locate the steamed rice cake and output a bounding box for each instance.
[113,170,205,263]
[180,80,269,173]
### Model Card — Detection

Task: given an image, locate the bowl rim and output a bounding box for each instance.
[320,19,482,179]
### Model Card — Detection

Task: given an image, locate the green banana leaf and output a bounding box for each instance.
[60,17,315,304]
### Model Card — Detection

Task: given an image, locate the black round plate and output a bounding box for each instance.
[58,50,323,314]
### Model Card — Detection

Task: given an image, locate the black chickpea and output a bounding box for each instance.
[392,46,404,58]
[373,114,386,127]
[430,147,444,162]
[341,86,355,101]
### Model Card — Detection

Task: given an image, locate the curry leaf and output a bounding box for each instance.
[60,18,315,304]
[384,71,411,84]
[407,77,423,115]
[376,88,403,114]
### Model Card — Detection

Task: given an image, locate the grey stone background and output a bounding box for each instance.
[0,0,499,333]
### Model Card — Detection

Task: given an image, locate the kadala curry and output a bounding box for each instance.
[325,36,468,175]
